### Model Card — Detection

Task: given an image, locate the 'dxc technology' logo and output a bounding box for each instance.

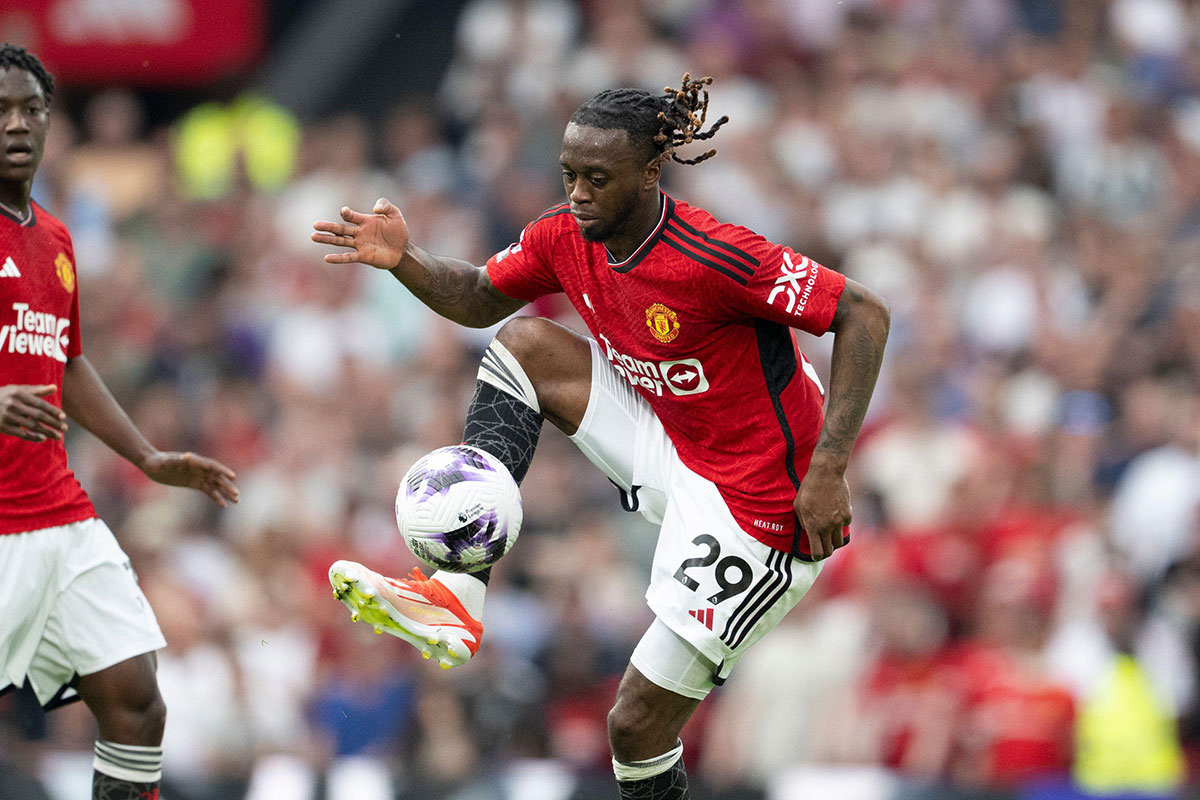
[767,250,818,315]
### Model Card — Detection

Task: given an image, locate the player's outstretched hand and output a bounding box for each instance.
[794,458,852,561]
[141,451,240,508]
[0,384,68,442]
[312,198,410,270]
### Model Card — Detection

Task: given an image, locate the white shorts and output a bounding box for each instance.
[0,517,166,708]
[570,340,823,700]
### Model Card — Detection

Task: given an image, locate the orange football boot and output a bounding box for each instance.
[329,560,483,668]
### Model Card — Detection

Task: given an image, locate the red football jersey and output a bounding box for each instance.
[0,201,96,534]
[486,194,846,556]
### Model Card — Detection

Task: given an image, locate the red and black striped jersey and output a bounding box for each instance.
[486,192,846,556]
[0,200,96,535]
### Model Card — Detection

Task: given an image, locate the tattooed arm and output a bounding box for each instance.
[396,241,526,328]
[794,277,890,560]
[312,198,526,328]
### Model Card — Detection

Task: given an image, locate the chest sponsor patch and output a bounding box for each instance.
[0,302,70,362]
[660,358,708,395]
[598,333,709,397]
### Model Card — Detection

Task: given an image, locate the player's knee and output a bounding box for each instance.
[140,690,167,740]
[122,682,166,741]
[607,694,660,760]
[495,317,589,377]
[494,316,553,367]
[493,317,591,431]
[97,682,167,744]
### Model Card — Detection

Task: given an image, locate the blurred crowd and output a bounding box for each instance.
[3,0,1200,798]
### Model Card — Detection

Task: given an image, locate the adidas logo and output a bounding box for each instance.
[0,257,19,278]
[688,607,714,630]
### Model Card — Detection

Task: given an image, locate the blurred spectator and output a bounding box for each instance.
[1106,385,1200,581]
[822,579,957,777]
[1049,569,1188,796]
[67,90,164,225]
[949,558,1075,787]
[147,571,256,800]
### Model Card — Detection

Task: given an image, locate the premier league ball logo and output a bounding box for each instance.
[396,445,522,573]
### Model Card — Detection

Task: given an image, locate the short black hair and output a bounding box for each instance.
[570,73,728,167]
[0,43,54,104]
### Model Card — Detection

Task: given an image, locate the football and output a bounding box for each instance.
[396,445,522,573]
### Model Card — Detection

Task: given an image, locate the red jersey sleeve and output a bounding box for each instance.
[65,240,81,359]
[485,212,564,302]
[724,243,845,335]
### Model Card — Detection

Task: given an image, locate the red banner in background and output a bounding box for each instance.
[1,0,265,86]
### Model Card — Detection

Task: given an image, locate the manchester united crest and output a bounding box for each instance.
[55,253,75,293]
[645,302,680,343]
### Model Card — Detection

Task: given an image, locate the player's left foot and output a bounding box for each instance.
[329,560,483,669]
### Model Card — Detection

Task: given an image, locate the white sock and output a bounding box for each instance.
[93,740,163,783]
[431,571,487,619]
[612,740,684,781]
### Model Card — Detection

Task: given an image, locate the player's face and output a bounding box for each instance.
[0,68,48,189]
[560,123,656,243]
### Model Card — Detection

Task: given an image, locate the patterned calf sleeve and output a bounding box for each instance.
[92,772,159,800]
[614,740,689,800]
[457,339,544,587]
[465,339,543,485]
[93,741,161,800]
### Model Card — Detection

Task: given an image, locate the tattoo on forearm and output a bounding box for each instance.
[412,263,477,318]
[815,286,888,459]
[478,281,519,322]
[400,252,516,327]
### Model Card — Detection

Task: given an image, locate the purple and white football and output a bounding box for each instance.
[396,445,522,573]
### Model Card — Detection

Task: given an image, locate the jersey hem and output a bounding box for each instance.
[0,507,99,537]
[728,516,851,557]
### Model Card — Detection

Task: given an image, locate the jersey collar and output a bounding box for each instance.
[0,198,36,227]
[607,193,675,273]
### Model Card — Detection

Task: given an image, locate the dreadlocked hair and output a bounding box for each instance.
[0,44,54,104]
[570,72,729,167]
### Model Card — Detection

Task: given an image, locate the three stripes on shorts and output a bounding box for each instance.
[720,547,792,650]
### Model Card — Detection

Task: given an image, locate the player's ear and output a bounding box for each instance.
[642,157,661,190]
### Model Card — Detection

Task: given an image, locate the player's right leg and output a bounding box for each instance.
[1,518,168,800]
[331,317,594,666]
[608,659,701,800]
[605,454,825,800]
[76,653,167,800]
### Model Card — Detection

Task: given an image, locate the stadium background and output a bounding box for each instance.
[2,0,1200,798]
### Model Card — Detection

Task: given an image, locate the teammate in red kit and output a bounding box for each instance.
[0,45,239,800]
[315,75,889,799]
